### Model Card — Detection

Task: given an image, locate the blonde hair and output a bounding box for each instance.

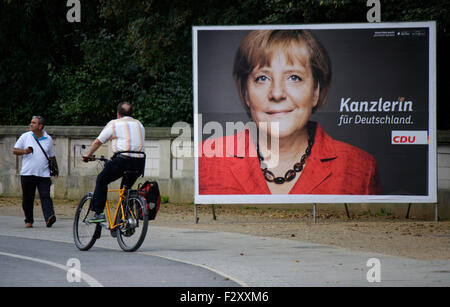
[233,30,332,114]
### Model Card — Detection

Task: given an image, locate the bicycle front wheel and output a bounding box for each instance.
[117,195,148,252]
[73,193,101,251]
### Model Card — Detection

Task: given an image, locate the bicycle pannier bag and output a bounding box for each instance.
[138,181,161,220]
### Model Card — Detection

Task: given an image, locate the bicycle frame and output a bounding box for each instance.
[104,186,128,231]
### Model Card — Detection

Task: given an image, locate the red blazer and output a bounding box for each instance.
[199,122,382,195]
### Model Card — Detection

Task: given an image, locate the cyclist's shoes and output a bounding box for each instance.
[88,213,106,223]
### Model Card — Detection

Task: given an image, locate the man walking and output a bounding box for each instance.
[13,116,58,228]
[83,102,145,223]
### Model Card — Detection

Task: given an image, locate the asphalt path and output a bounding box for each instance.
[0,235,239,287]
[0,216,449,287]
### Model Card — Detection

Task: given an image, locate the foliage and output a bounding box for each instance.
[49,29,139,125]
[0,0,448,128]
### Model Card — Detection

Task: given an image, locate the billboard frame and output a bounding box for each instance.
[193,21,437,206]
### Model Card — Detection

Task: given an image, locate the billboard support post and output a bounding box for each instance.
[344,204,350,218]
[406,203,438,221]
[211,204,217,220]
[435,203,439,222]
[193,204,217,223]
[313,204,317,224]
[194,203,199,224]
[406,203,412,219]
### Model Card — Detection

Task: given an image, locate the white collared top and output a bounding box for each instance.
[14,131,55,177]
[97,116,145,157]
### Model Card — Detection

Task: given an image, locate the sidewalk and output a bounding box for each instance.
[0,216,448,286]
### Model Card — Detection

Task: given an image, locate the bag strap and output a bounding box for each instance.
[33,135,51,162]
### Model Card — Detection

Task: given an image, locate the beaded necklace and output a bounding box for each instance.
[257,126,314,185]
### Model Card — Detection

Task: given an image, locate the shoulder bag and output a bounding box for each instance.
[33,136,58,177]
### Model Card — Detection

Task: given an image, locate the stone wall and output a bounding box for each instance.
[0,126,194,203]
[1,126,449,218]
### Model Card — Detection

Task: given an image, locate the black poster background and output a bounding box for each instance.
[196,25,432,197]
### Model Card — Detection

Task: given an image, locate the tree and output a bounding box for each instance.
[0,0,448,128]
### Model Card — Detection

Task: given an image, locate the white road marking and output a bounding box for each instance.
[0,251,103,287]
[139,251,249,287]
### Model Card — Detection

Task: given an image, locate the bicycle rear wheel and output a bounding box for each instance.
[73,193,101,251]
[117,195,148,252]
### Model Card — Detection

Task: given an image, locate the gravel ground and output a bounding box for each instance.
[1,197,449,261]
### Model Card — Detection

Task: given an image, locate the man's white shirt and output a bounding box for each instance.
[97,116,145,157]
[14,131,55,177]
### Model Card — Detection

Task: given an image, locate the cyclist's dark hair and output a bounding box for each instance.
[117,102,132,117]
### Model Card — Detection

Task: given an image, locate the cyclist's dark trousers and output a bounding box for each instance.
[21,176,55,224]
[91,156,145,214]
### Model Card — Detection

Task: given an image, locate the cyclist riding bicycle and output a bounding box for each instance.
[83,102,145,223]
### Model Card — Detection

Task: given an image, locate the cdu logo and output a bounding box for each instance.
[392,131,429,145]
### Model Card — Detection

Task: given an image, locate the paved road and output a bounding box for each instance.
[0,216,449,287]
[0,236,239,287]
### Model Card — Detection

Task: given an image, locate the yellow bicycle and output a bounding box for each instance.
[73,154,148,252]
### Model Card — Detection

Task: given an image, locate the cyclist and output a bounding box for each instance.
[82,102,145,223]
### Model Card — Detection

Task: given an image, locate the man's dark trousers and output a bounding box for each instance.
[91,155,145,214]
[20,176,55,224]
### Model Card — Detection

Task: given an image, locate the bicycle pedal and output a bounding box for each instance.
[99,223,109,229]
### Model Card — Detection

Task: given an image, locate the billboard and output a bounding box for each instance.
[193,22,436,204]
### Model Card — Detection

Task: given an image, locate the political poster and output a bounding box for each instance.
[193,22,436,204]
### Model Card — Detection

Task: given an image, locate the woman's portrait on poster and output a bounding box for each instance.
[199,29,382,195]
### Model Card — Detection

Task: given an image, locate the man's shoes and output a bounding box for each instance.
[88,212,106,223]
[25,223,33,228]
[46,215,56,228]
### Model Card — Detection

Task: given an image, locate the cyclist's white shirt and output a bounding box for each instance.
[14,131,55,177]
[97,116,145,157]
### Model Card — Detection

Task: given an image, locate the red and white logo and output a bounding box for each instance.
[391,131,428,145]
